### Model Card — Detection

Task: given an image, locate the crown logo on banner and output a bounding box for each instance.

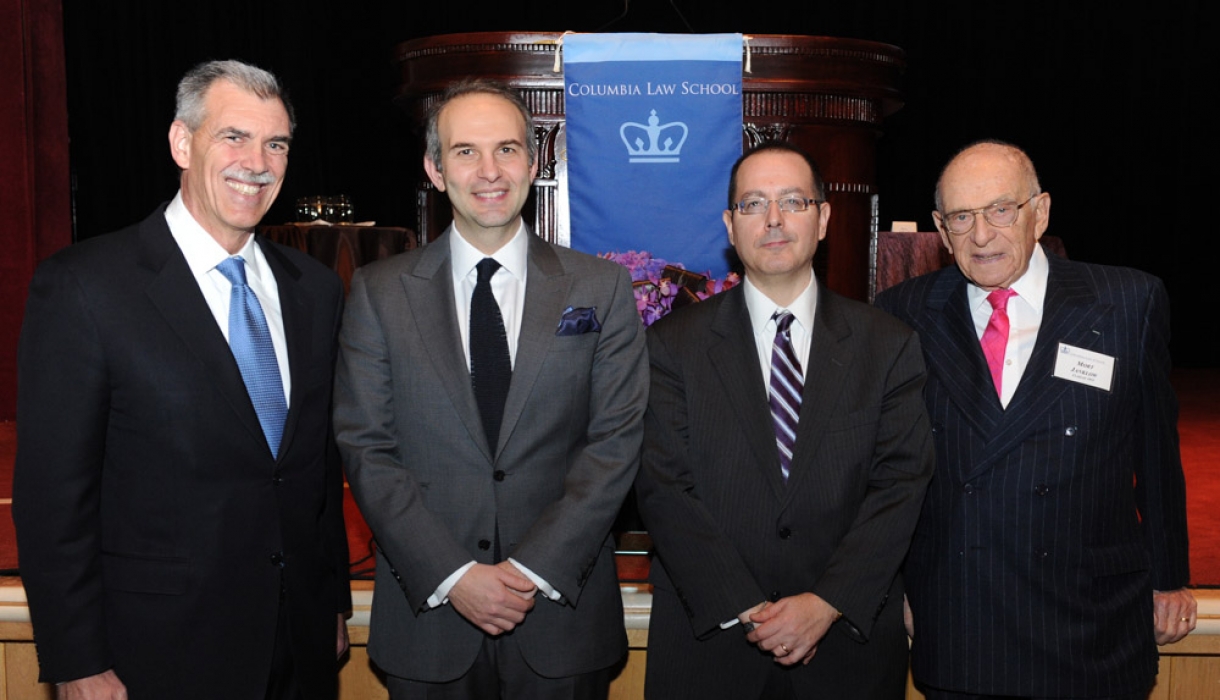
[620,109,689,163]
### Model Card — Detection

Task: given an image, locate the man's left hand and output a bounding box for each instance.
[1153,588,1197,645]
[337,613,350,658]
[744,593,839,666]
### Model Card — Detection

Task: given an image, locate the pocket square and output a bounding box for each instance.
[556,306,601,336]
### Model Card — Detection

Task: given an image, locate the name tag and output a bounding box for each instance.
[1053,343,1115,391]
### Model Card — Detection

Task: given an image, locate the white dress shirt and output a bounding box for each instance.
[967,244,1049,408]
[428,224,562,608]
[720,272,818,630]
[165,192,291,403]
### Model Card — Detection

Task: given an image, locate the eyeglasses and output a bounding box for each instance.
[734,197,823,215]
[938,194,1038,235]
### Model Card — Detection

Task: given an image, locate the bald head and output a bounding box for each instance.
[935,141,1040,213]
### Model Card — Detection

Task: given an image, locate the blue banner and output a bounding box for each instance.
[564,33,742,322]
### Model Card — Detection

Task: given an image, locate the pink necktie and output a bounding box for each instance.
[981,288,1016,398]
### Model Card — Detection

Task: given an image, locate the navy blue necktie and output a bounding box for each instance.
[769,311,803,482]
[470,258,511,455]
[216,256,288,458]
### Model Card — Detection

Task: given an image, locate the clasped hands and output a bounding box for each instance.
[449,561,538,636]
[738,593,840,666]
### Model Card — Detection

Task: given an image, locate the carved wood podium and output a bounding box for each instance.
[394,32,904,301]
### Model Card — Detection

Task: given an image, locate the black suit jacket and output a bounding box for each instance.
[874,247,1190,697]
[14,205,351,699]
[635,283,934,700]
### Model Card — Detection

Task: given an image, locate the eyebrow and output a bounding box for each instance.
[216,126,292,146]
[739,186,808,198]
[449,138,525,152]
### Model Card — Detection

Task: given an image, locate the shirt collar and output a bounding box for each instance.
[166,191,266,283]
[742,272,818,336]
[450,221,528,282]
[967,242,1049,314]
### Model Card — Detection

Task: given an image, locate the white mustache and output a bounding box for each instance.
[221,167,276,185]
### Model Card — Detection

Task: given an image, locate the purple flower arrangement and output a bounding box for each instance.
[601,250,740,326]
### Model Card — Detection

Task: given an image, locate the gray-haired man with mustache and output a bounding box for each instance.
[14,59,350,700]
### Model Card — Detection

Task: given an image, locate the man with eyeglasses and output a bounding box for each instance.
[636,141,934,699]
[875,140,1195,699]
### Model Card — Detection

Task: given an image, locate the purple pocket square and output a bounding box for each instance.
[556,306,601,336]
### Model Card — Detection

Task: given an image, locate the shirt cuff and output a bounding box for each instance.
[508,558,563,602]
[426,561,476,609]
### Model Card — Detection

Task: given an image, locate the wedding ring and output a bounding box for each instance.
[1181,617,1191,622]
[780,644,790,653]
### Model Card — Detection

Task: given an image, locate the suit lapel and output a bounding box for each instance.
[401,229,492,462]
[496,235,570,460]
[783,288,853,501]
[706,288,785,501]
[968,253,1107,477]
[138,210,271,457]
[260,238,311,463]
[919,267,1006,440]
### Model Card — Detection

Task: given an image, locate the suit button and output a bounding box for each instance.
[769,591,781,602]
[1035,484,1049,496]
[931,424,942,434]
[493,470,506,482]
[269,552,284,566]
[478,539,491,551]
[1036,549,1049,559]
[1065,426,1077,436]
[272,475,283,485]
[963,484,974,494]
[778,527,792,539]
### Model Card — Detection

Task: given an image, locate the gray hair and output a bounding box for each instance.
[424,78,536,170]
[174,59,295,132]
[934,138,1041,212]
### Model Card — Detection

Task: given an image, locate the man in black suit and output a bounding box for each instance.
[635,141,934,699]
[875,140,1195,699]
[14,60,350,700]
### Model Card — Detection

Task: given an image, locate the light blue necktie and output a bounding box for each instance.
[216,256,288,458]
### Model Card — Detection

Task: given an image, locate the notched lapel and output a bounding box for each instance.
[139,218,271,458]
[496,240,569,460]
[706,290,784,501]
[400,238,491,462]
[261,240,312,462]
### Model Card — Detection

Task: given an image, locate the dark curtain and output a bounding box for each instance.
[63,0,1213,365]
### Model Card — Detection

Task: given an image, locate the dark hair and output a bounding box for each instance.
[726,141,826,209]
[425,78,536,169]
[175,59,294,132]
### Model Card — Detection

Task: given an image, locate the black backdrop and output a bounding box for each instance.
[63,0,1213,366]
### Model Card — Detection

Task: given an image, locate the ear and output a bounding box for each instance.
[816,201,831,241]
[723,208,736,247]
[1033,192,1051,239]
[932,210,953,253]
[169,121,192,170]
[423,154,446,192]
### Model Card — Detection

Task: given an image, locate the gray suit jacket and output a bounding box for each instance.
[874,248,1190,697]
[636,283,934,699]
[333,227,647,682]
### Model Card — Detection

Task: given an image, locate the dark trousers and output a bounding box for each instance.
[387,633,611,700]
[921,688,1151,700]
[264,597,302,700]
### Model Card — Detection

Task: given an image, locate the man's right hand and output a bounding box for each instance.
[448,563,537,635]
[57,669,127,700]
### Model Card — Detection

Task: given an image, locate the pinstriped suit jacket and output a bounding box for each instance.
[874,246,1190,697]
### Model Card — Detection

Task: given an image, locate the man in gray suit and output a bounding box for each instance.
[333,79,647,699]
[875,140,1195,699]
[636,141,934,699]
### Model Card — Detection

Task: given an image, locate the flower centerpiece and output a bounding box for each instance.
[601,250,740,326]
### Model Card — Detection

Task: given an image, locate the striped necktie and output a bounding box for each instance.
[769,311,802,482]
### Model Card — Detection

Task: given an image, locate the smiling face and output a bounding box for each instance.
[723,149,830,305]
[933,143,1051,291]
[423,92,537,253]
[169,79,291,252]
